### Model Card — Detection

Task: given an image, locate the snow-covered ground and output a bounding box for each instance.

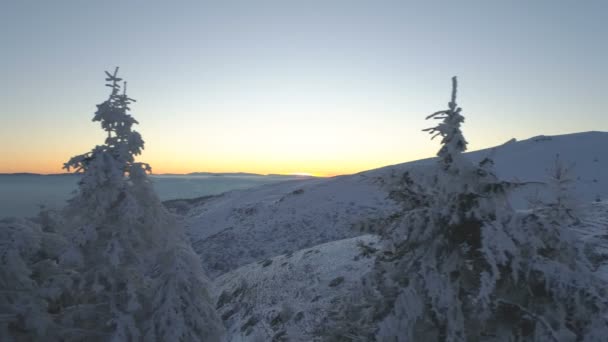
[209,202,608,342]
[574,201,608,281]
[168,131,608,341]
[180,131,608,278]
[214,235,379,342]
[182,176,396,278]
[366,131,608,208]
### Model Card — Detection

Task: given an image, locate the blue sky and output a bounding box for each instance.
[1,0,606,175]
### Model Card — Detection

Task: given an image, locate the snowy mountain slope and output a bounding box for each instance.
[184,131,608,278]
[212,235,379,342]
[367,131,608,206]
[573,201,608,281]
[178,131,608,341]
[185,176,396,278]
[211,201,608,342]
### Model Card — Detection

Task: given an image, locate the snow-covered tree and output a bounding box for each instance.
[0,215,71,341]
[543,154,579,223]
[63,67,149,219]
[423,76,468,172]
[58,68,224,341]
[145,234,225,342]
[0,218,50,340]
[323,77,608,341]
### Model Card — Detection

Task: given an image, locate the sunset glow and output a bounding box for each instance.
[1,1,607,176]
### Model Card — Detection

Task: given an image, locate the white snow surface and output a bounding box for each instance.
[208,204,608,342]
[367,131,608,207]
[173,131,608,341]
[213,235,379,342]
[183,131,608,279]
[185,176,396,278]
[574,201,608,281]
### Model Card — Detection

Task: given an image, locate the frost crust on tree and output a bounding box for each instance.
[323,77,608,341]
[1,68,224,341]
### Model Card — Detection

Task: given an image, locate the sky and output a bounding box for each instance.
[1,0,607,176]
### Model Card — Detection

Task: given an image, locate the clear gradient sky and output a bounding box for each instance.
[1,1,607,176]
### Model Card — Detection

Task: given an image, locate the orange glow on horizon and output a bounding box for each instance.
[0,158,364,177]
[0,151,416,178]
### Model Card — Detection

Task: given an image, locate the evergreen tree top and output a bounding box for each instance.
[64,67,149,175]
[423,76,468,171]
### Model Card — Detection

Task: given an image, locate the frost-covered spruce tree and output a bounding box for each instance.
[372,76,518,341]
[0,213,72,341]
[0,218,51,341]
[60,68,224,341]
[423,76,468,172]
[543,154,579,223]
[326,77,607,341]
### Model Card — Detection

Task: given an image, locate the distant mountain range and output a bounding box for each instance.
[184,172,287,177]
[0,172,75,176]
[153,172,314,177]
[0,172,315,177]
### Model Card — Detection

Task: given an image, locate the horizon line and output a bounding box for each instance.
[0,171,332,177]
